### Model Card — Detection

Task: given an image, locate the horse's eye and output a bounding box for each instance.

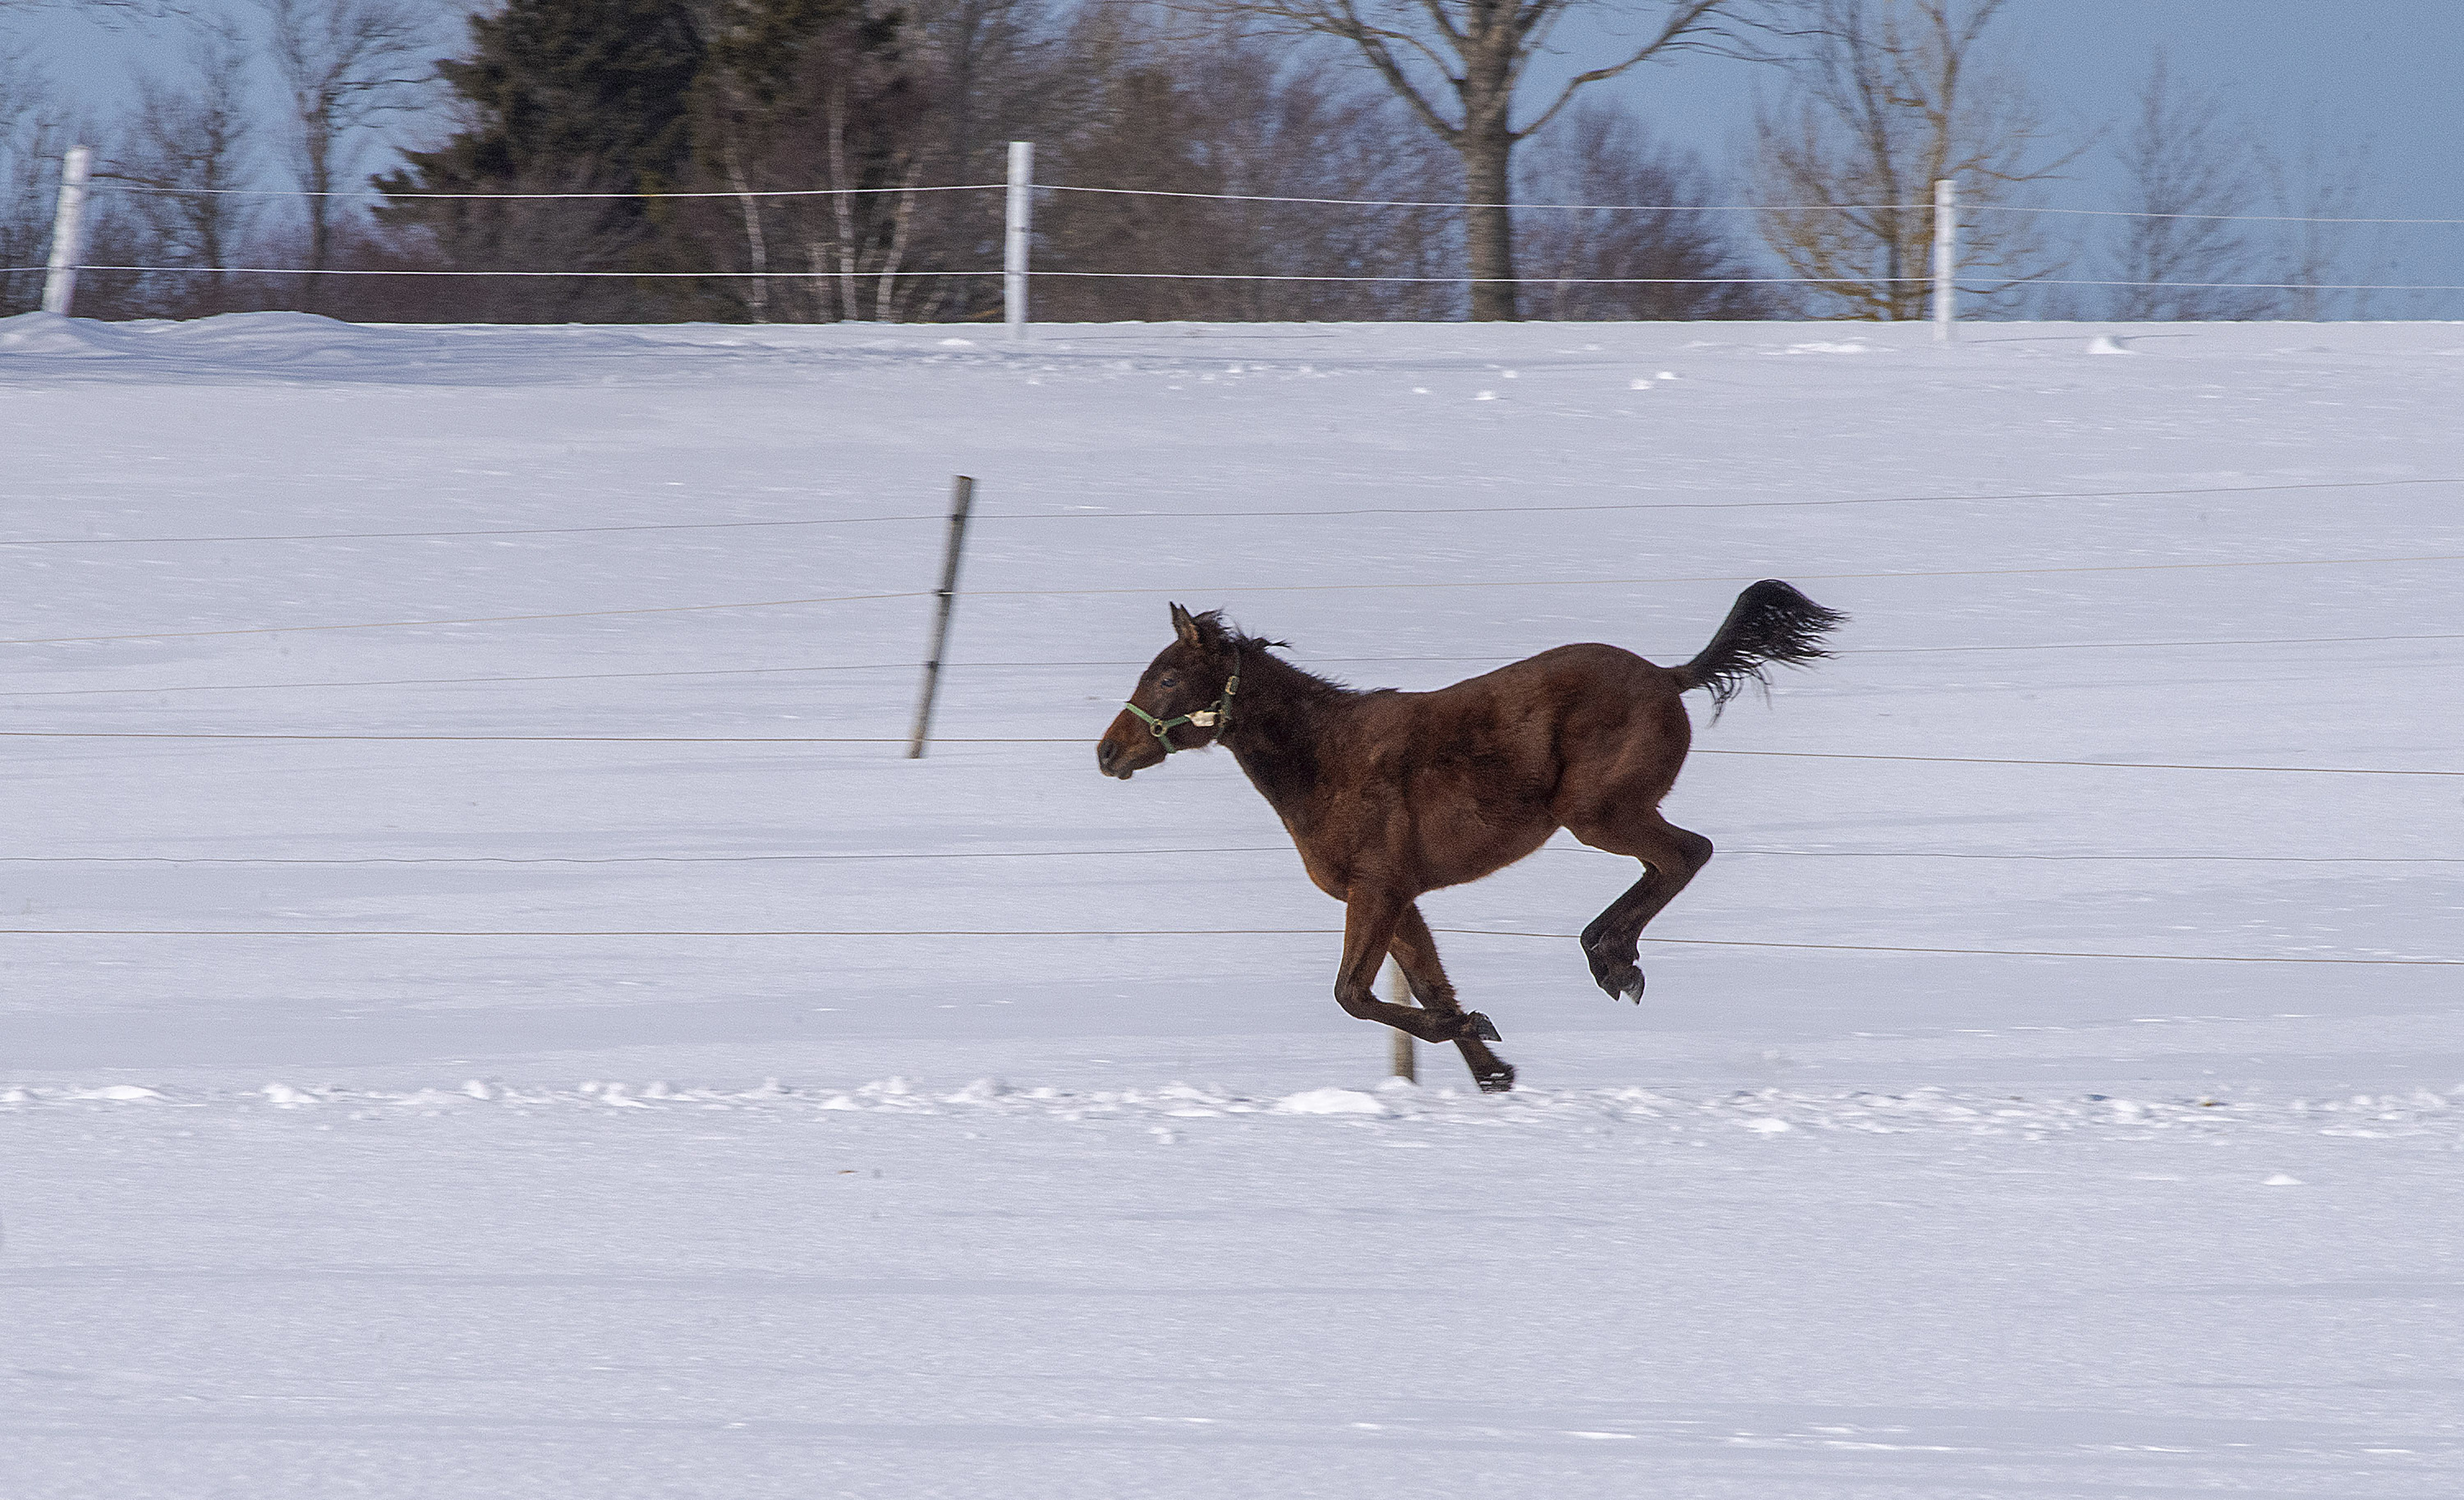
[1160,676,1178,688]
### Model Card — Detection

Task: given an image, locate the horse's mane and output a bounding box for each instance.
[1188,610,1352,698]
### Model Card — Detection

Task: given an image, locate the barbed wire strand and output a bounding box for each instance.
[4,732,2451,778]
[1968,204,2464,226]
[0,846,2451,867]
[2033,278,2464,291]
[5,629,2455,703]
[80,181,1915,211]
[1701,748,2463,778]
[1037,186,1929,211]
[93,181,1009,200]
[1040,271,1941,285]
[30,265,2464,290]
[16,265,1935,285]
[1,515,946,547]
[15,263,2462,289]
[11,550,2463,649]
[9,476,2457,551]
[0,924,2450,965]
[0,589,931,646]
[75,178,2464,224]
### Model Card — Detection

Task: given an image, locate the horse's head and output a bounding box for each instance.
[1096,602,1241,780]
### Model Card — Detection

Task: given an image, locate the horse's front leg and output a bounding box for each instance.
[1390,902,1514,1093]
[1337,888,1498,1045]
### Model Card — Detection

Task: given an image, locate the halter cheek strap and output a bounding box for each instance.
[1122,651,1240,752]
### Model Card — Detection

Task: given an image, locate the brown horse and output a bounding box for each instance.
[1095,582,1845,1093]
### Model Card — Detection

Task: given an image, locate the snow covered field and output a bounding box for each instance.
[3,311,2461,1496]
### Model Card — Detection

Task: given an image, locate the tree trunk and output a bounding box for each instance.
[826,85,862,321]
[722,140,769,323]
[875,167,922,320]
[304,112,333,313]
[1461,127,1517,321]
[1882,222,1903,319]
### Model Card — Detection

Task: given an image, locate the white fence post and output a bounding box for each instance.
[41,145,94,317]
[1931,176,1957,342]
[1004,141,1033,338]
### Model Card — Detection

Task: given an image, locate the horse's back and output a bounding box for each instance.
[1440,642,1681,712]
[1427,642,1693,801]
[1366,642,1686,768]
[1492,641,1669,687]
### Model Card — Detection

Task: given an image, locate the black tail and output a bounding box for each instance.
[1675,579,1847,711]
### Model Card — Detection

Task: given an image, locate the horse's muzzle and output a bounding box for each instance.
[1096,726,1164,780]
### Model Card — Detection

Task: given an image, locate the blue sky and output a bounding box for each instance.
[16,0,2462,315]
[1565,0,2464,313]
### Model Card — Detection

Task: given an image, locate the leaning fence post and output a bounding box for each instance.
[1931,176,1957,342]
[41,145,94,317]
[1385,960,1417,1083]
[907,475,976,758]
[1004,141,1033,339]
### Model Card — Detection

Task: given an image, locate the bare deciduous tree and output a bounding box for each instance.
[0,37,73,313]
[1515,99,1768,320]
[107,13,258,315]
[2106,53,2265,321]
[1028,11,1458,322]
[2258,136,2381,320]
[1191,0,1786,320]
[905,0,1050,320]
[261,0,433,281]
[1750,0,2071,319]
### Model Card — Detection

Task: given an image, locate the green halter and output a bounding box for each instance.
[1122,651,1239,752]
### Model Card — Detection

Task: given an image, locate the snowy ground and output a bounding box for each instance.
[3,312,2461,1496]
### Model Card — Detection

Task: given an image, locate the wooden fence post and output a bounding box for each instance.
[907,475,975,758]
[1385,959,1416,1083]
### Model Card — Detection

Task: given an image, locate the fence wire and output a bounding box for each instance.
[10,549,2463,650]
[0,924,2452,967]
[2,847,2456,867]
[20,263,2461,291]
[9,476,2458,551]
[3,732,2453,780]
[4,628,2457,705]
[15,172,2459,300]
[74,177,2464,225]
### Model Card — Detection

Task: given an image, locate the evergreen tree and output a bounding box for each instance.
[375,0,705,318]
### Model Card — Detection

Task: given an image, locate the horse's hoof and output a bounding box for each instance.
[1593,963,1644,1004]
[1461,1012,1502,1043]
[1475,1062,1516,1094]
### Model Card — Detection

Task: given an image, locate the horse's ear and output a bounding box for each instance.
[1169,602,1200,646]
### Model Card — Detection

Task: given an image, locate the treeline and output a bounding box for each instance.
[0,0,1763,323]
[0,0,2403,324]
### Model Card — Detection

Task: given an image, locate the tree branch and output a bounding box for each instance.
[1513,0,1731,141]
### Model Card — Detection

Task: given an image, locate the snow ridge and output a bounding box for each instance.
[7,1076,2458,1143]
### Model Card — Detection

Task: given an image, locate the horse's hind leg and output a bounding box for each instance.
[1390,903,1513,1093]
[1565,812,1713,1003]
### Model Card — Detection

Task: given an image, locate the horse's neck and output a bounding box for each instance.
[1223,652,1348,821]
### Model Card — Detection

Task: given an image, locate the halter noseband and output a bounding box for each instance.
[1122,648,1239,752]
